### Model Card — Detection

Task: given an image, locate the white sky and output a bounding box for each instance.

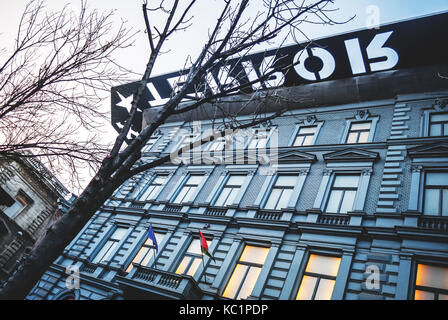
[1,0,447,191]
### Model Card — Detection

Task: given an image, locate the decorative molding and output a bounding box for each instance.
[354,109,370,121]
[304,115,317,126]
[323,148,379,162]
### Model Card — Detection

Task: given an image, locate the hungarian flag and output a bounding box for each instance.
[199,230,215,262]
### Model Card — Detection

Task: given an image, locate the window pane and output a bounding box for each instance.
[430,124,442,136]
[173,187,188,203]
[443,189,448,217]
[431,113,448,122]
[111,227,127,240]
[227,175,245,186]
[240,246,269,264]
[183,186,197,202]
[187,239,202,255]
[346,132,358,144]
[3,200,25,218]
[333,175,359,188]
[175,256,191,274]
[426,172,448,186]
[299,126,317,134]
[153,176,167,184]
[424,189,439,215]
[358,131,369,143]
[351,122,371,130]
[223,264,248,299]
[439,294,448,300]
[226,188,240,206]
[296,275,318,300]
[305,254,341,277]
[215,188,231,206]
[276,189,293,210]
[294,135,305,146]
[264,189,281,210]
[339,190,356,213]
[326,190,343,213]
[187,175,203,185]
[416,264,448,290]
[141,186,156,200]
[276,175,297,187]
[140,249,155,266]
[314,278,336,300]
[186,258,202,276]
[236,266,262,300]
[303,135,314,146]
[414,290,435,300]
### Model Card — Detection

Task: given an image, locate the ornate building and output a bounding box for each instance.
[27,12,448,300]
[0,155,70,283]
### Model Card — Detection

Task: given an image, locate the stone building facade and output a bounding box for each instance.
[26,12,448,300]
[0,156,70,282]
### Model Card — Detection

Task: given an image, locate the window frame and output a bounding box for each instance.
[411,260,448,300]
[171,174,204,204]
[213,174,246,207]
[340,115,379,145]
[125,231,165,273]
[324,174,360,214]
[288,121,324,147]
[422,171,448,216]
[245,126,276,150]
[175,237,210,277]
[262,174,299,210]
[91,226,129,264]
[3,190,32,219]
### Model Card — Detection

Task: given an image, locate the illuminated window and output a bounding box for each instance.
[223,245,269,300]
[173,175,203,203]
[429,113,448,137]
[346,122,371,144]
[414,264,448,300]
[139,174,167,201]
[214,175,245,207]
[325,174,359,214]
[3,193,30,218]
[126,232,165,273]
[175,238,210,276]
[264,175,298,210]
[423,172,448,216]
[296,254,341,300]
[294,126,317,146]
[92,227,127,264]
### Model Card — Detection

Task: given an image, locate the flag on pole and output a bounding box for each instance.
[199,230,215,262]
[147,224,158,253]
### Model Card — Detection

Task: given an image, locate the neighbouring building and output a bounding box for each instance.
[27,12,448,300]
[0,155,70,283]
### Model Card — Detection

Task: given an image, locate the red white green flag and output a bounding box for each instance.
[199,230,215,262]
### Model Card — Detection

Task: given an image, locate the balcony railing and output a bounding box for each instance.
[418,216,448,232]
[164,204,183,213]
[317,214,350,226]
[117,265,203,300]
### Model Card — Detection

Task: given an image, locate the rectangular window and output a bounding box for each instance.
[92,227,127,264]
[173,175,203,204]
[296,254,341,300]
[423,172,448,216]
[139,175,167,201]
[126,232,165,273]
[414,264,448,300]
[175,238,210,276]
[3,194,29,218]
[248,129,270,149]
[429,113,448,137]
[214,175,245,207]
[264,175,298,210]
[346,122,371,144]
[223,245,269,300]
[325,174,359,214]
[294,126,317,146]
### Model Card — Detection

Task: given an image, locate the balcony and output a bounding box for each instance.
[115,265,203,300]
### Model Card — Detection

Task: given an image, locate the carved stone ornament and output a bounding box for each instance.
[355,109,370,121]
[304,115,317,126]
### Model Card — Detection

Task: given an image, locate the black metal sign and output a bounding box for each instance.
[111,12,448,134]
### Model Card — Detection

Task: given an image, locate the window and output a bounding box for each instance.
[126,232,165,273]
[223,245,269,300]
[346,122,371,144]
[429,113,448,137]
[264,175,298,210]
[3,193,30,218]
[296,254,341,300]
[92,227,127,264]
[325,174,360,214]
[414,264,448,300]
[293,126,317,146]
[247,129,270,149]
[175,238,210,276]
[142,136,160,152]
[173,175,203,203]
[179,133,201,151]
[214,175,245,207]
[423,172,448,216]
[139,175,167,201]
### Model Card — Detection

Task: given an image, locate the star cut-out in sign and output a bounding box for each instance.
[116,92,134,114]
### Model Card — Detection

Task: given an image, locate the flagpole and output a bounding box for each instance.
[202,252,208,285]
[152,246,157,270]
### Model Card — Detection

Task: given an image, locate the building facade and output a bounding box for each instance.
[0,155,70,283]
[26,13,448,300]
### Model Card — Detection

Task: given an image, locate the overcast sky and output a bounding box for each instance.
[1,0,447,191]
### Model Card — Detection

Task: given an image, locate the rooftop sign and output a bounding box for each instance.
[111,12,448,135]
